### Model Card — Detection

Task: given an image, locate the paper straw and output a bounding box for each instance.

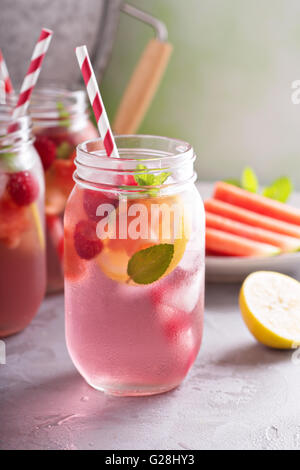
[0,80,6,104]
[13,28,53,120]
[75,45,119,158]
[0,49,14,95]
[3,30,53,261]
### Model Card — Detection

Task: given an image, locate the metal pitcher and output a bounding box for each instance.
[0,0,168,86]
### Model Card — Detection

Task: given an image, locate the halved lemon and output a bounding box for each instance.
[239,271,300,349]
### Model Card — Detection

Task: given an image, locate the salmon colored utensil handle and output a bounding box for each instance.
[113,38,172,135]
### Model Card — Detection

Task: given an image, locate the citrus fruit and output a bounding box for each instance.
[96,194,190,284]
[240,271,300,349]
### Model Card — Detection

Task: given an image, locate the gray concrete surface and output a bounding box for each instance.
[1,281,300,450]
[1,183,300,450]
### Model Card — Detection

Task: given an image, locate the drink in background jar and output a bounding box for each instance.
[30,87,98,293]
[0,105,46,337]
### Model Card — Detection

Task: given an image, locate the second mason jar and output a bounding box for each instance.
[29,87,98,293]
[0,105,46,337]
[64,135,205,396]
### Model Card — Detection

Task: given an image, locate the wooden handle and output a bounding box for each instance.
[113,38,172,135]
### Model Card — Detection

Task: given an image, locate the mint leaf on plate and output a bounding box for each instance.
[127,243,174,285]
[263,176,293,203]
[241,167,258,193]
[224,168,293,203]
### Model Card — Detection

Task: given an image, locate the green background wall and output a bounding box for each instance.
[102,0,300,187]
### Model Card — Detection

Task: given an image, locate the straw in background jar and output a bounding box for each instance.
[0,48,14,95]
[13,28,53,120]
[0,29,53,250]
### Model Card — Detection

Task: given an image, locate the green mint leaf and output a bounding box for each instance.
[263,177,293,203]
[127,243,174,285]
[241,167,258,193]
[0,152,14,160]
[134,164,171,195]
[56,141,73,160]
[155,171,171,185]
[56,101,71,127]
[134,164,156,186]
[224,179,242,188]
[0,152,17,171]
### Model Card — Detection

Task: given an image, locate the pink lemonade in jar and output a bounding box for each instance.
[0,106,46,337]
[29,88,98,293]
[65,136,205,396]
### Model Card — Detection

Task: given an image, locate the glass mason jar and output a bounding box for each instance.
[65,135,205,396]
[0,105,46,337]
[29,87,98,293]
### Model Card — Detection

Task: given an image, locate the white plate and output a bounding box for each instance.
[197,182,300,283]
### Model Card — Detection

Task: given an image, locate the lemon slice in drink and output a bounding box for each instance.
[161,205,190,278]
[96,194,190,284]
[97,247,130,283]
[30,203,45,250]
[239,271,300,349]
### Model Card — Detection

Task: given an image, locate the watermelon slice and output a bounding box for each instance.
[205,198,300,239]
[214,182,300,226]
[206,249,233,257]
[206,228,280,257]
[206,211,300,252]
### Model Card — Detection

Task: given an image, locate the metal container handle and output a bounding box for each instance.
[112,3,173,134]
[121,3,168,42]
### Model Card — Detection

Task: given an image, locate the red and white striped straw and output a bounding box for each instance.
[0,80,6,104]
[13,28,53,119]
[75,45,119,158]
[0,49,14,95]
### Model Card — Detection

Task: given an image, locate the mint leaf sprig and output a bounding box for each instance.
[225,167,293,203]
[134,164,171,186]
[133,164,171,196]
